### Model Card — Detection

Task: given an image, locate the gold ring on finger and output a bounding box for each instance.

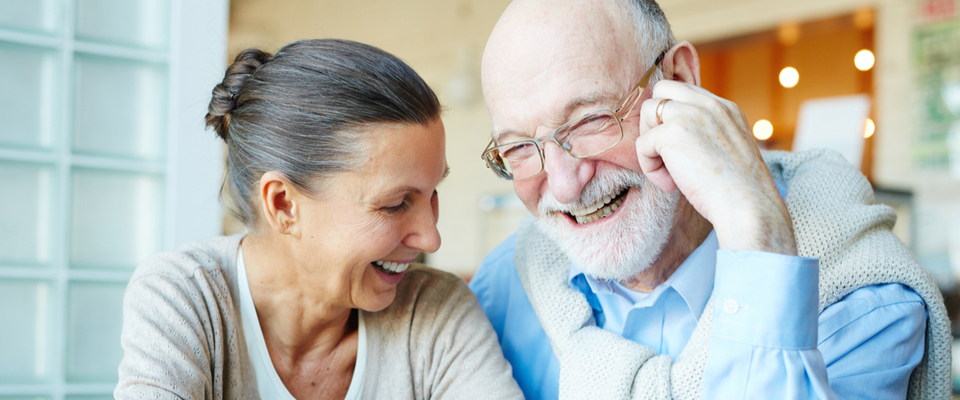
[656,98,671,125]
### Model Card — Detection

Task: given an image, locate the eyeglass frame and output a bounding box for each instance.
[481,50,666,181]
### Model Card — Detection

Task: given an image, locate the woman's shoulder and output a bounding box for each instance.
[128,234,245,300]
[399,263,464,286]
[394,264,471,303]
[118,234,253,398]
[376,264,476,320]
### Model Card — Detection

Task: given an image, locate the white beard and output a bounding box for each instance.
[536,167,679,282]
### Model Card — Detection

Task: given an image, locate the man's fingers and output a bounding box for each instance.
[651,80,717,105]
[641,97,678,128]
[649,80,739,121]
[646,167,678,193]
[639,96,699,129]
[640,81,717,129]
[635,125,679,193]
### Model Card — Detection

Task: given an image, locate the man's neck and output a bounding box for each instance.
[620,196,712,293]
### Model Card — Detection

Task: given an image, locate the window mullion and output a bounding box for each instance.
[53,1,77,399]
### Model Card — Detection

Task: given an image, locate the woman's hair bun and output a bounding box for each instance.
[205,48,272,141]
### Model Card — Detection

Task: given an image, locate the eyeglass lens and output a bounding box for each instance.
[485,109,622,180]
[483,51,662,181]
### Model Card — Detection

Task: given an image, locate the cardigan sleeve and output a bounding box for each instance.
[114,270,218,400]
[407,270,524,400]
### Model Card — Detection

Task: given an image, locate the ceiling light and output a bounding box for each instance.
[753,120,774,140]
[855,50,875,71]
[779,67,799,88]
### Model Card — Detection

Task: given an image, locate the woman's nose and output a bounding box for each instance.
[405,201,441,254]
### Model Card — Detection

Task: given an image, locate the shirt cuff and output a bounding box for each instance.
[711,250,820,350]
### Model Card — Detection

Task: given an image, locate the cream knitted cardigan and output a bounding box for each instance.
[115,234,523,400]
[513,149,951,399]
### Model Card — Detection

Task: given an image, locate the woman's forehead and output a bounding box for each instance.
[349,121,447,195]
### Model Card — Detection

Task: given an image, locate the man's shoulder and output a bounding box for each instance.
[485,234,519,264]
[469,234,526,327]
[471,234,519,288]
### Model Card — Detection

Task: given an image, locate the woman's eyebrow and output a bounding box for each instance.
[377,167,450,198]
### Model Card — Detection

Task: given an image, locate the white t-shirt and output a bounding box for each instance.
[237,248,365,400]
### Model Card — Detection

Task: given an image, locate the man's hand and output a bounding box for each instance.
[635,80,797,255]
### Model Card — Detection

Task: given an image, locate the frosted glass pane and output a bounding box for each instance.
[0,0,60,34]
[66,282,126,383]
[0,43,58,149]
[70,169,164,269]
[75,0,169,49]
[0,397,51,400]
[73,55,167,160]
[0,280,53,384]
[0,163,54,266]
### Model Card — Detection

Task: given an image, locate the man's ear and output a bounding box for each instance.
[662,41,701,87]
[258,171,301,237]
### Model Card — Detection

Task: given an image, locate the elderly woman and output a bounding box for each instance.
[115,39,522,400]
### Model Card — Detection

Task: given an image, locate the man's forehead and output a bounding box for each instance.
[486,69,623,139]
[482,0,641,137]
[483,0,634,67]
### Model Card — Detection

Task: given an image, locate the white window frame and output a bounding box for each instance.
[0,0,227,397]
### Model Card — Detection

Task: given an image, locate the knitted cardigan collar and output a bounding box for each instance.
[513,150,951,399]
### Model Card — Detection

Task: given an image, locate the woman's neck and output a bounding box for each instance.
[240,233,358,362]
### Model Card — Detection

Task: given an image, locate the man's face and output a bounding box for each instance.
[482,0,680,281]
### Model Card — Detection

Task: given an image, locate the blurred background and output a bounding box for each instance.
[1,0,960,398]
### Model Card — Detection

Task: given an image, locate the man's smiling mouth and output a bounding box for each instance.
[565,187,629,224]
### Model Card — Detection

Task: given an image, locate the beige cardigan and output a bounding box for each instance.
[513,149,951,399]
[114,234,522,400]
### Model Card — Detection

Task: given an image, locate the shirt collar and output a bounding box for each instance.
[665,230,717,319]
[568,230,718,320]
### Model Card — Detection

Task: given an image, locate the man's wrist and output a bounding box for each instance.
[714,200,797,255]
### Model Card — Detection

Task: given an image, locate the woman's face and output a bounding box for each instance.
[293,119,447,312]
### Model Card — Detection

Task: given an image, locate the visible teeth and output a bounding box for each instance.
[374,260,410,274]
[571,189,628,224]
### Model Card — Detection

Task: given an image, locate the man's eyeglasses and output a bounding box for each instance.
[481,51,665,181]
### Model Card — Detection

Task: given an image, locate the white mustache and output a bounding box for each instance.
[537,168,648,214]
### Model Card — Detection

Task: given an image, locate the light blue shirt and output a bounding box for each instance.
[570,231,718,360]
[470,233,927,400]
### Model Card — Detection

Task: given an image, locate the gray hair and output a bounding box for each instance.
[205,39,441,229]
[620,0,677,83]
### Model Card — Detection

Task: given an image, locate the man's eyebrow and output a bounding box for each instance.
[492,129,522,143]
[491,92,609,142]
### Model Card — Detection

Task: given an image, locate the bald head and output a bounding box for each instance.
[484,0,637,70]
[481,0,673,140]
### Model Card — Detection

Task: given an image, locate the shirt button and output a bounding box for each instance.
[723,299,740,314]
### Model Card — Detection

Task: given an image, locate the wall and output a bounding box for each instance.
[659,0,925,190]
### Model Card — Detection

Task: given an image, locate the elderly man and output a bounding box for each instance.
[468,0,951,399]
